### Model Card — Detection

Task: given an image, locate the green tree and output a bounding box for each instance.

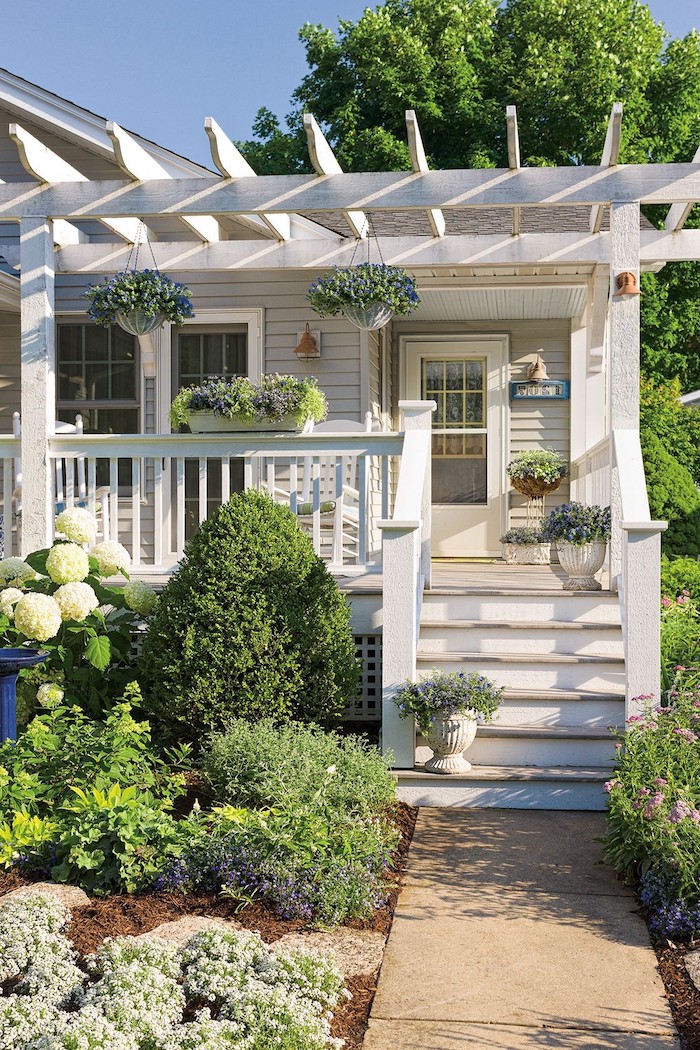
[640,377,700,482]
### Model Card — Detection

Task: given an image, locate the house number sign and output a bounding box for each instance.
[510,380,569,400]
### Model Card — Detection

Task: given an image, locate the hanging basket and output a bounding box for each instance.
[115,309,167,336]
[509,476,564,500]
[341,303,394,331]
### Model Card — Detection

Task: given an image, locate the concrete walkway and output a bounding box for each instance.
[364,809,680,1049]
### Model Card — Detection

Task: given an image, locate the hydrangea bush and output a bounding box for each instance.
[603,687,700,939]
[84,269,194,327]
[0,894,348,1050]
[394,669,503,732]
[169,373,328,429]
[306,262,420,317]
[0,511,157,717]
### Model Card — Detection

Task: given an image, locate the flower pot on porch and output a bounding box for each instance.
[187,413,307,433]
[341,302,394,331]
[115,309,166,336]
[502,541,551,565]
[556,540,607,590]
[424,712,478,774]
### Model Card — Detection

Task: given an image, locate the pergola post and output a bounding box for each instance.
[608,201,641,584]
[19,216,55,554]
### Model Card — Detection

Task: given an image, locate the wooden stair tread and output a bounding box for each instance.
[397,764,614,782]
[420,618,621,631]
[416,650,625,665]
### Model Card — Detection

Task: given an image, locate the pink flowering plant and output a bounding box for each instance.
[603,686,700,938]
[660,589,700,692]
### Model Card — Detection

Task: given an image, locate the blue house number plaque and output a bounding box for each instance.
[510,379,569,400]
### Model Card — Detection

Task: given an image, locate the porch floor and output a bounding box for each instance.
[336,559,611,594]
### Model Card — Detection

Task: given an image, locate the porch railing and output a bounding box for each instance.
[570,435,611,508]
[45,431,404,574]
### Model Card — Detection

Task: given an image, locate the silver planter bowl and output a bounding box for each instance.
[341,303,393,331]
[115,309,166,336]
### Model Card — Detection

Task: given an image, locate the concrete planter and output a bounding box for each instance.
[424,712,478,774]
[502,542,551,565]
[557,540,607,590]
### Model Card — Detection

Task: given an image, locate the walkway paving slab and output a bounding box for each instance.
[405,808,632,895]
[363,1020,680,1049]
[372,882,674,1034]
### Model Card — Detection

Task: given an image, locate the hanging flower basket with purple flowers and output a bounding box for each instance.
[306,263,420,330]
[84,269,195,335]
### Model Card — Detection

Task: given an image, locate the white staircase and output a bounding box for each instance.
[396,578,624,810]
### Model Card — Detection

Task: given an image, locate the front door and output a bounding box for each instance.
[404,337,506,557]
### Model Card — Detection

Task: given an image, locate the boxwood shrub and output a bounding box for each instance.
[642,429,700,557]
[138,491,359,740]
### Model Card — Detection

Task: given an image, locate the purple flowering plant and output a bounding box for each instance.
[541,502,611,546]
[307,263,420,318]
[84,269,194,327]
[169,373,328,429]
[394,669,503,732]
[603,685,700,937]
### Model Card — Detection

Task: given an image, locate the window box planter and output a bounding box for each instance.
[187,412,307,433]
[170,374,328,432]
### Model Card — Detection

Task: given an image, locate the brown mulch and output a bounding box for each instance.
[0,802,417,1050]
[654,939,700,1050]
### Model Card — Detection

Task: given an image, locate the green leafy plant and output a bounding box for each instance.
[642,429,700,558]
[306,262,420,317]
[661,556,700,600]
[169,373,328,429]
[203,719,395,819]
[84,268,194,327]
[394,669,503,732]
[138,490,360,741]
[660,592,700,692]
[540,502,611,546]
[506,448,568,485]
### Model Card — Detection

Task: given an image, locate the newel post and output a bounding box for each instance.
[19,216,56,554]
[398,400,435,588]
[623,521,667,717]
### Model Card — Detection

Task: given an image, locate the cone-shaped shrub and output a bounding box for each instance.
[138,491,359,740]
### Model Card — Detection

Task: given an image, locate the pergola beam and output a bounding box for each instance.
[0,228,681,275]
[405,110,445,238]
[590,103,622,234]
[506,105,521,236]
[665,143,700,231]
[203,117,290,241]
[303,113,368,238]
[107,121,221,243]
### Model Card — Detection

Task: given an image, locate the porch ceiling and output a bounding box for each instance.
[409,285,588,322]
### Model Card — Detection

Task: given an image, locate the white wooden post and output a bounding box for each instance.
[609,201,641,584]
[379,525,420,768]
[20,216,55,554]
[623,521,667,715]
[399,400,435,587]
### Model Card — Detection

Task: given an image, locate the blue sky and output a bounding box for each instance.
[1,0,698,168]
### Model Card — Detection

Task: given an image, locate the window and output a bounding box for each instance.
[57,324,139,433]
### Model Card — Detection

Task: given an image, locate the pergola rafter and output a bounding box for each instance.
[506,105,521,236]
[590,103,622,234]
[665,143,700,232]
[303,113,369,238]
[405,109,445,238]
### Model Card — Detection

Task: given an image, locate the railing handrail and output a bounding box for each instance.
[612,429,651,522]
[48,432,405,458]
[391,428,431,524]
[570,433,611,471]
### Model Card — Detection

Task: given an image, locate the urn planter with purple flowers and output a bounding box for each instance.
[541,502,612,591]
[394,669,503,775]
[170,374,328,432]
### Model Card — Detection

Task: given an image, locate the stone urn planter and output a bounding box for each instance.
[556,540,607,590]
[424,712,478,774]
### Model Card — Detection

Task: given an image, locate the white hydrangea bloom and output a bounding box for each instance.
[55,507,97,546]
[90,541,131,577]
[0,587,24,620]
[123,579,158,616]
[13,593,63,642]
[46,544,90,585]
[54,582,99,622]
[0,558,36,587]
[37,683,65,708]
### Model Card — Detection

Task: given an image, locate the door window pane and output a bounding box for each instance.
[422,357,487,506]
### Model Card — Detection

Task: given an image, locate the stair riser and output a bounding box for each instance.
[396,779,608,810]
[416,658,625,692]
[422,594,620,623]
[418,628,623,657]
[415,736,617,768]
[493,699,624,728]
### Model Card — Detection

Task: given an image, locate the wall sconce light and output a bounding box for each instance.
[614,271,641,296]
[294,323,321,360]
[527,353,549,382]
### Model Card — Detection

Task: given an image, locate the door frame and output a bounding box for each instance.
[399,333,510,554]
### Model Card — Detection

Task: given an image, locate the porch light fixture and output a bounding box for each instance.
[527,354,549,382]
[294,323,321,360]
[614,271,641,296]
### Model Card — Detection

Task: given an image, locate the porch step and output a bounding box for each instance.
[418,620,623,657]
[495,688,624,728]
[422,591,620,623]
[417,724,617,767]
[395,765,612,810]
[416,650,625,692]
